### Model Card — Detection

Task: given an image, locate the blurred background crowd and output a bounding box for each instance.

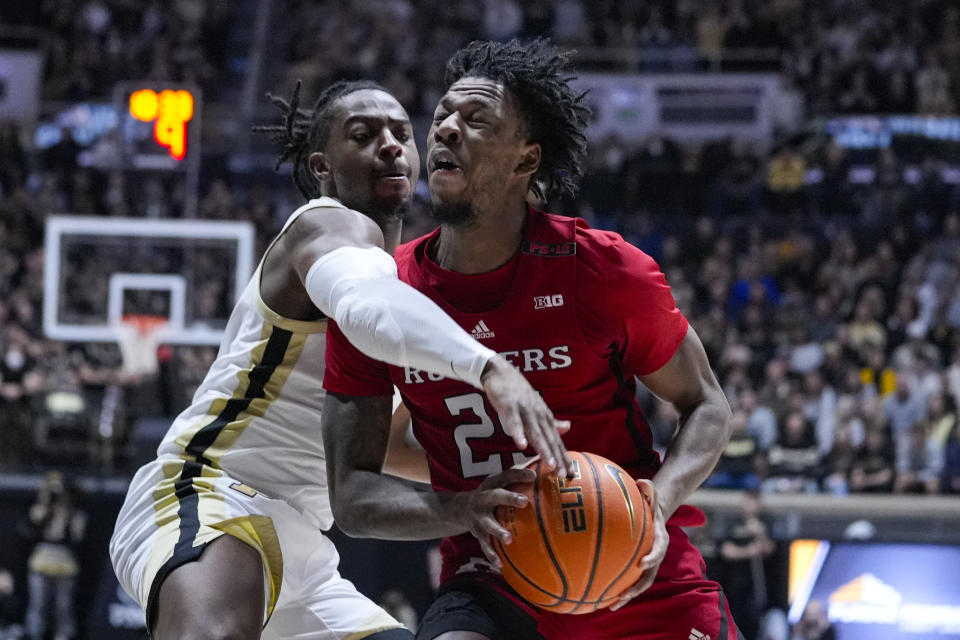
[1,1,960,638]
[2,0,958,493]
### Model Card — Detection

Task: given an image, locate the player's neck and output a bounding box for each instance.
[379,216,403,255]
[434,201,526,274]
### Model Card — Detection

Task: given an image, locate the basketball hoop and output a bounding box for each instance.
[114,314,168,378]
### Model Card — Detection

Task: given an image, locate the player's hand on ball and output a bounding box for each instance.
[480,355,573,477]
[463,467,536,568]
[610,479,668,611]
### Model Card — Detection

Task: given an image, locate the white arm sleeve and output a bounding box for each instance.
[304,245,496,389]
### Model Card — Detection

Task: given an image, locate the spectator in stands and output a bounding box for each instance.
[764,411,822,493]
[719,491,776,639]
[894,420,944,494]
[791,600,836,640]
[848,296,888,354]
[758,608,790,640]
[729,254,781,319]
[821,418,858,495]
[886,293,922,353]
[518,1,551,39]
[915,51,956,115]
[800,369,837,456]
[0,325,43,470]
[710,138,762,217]
[811,139,853,217]
[24,472,87,640]
[859,342,896,397]
[837,66,878,113]
[0,567,23,640]
[705,410,763,490]
[876,30,918,74]
[947,345,960,410]
[942,414,960,493]
[866,147,909,228]
[480,0,523,41]
[549,0,589,45]
[624,133,683,214]
[911,348,946,402]
[740,388,778,450]
[765,144,807,215]
[757,360,791,416]
[884,374,927,447]
[923,393,956,451]
[849,426,896,493]
[0,125,27,200]
[696,3,728,67]
[879,68,917,113]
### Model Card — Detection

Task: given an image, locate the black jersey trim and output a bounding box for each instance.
[145,325,293,631]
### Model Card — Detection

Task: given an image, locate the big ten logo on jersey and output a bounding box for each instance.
[534,294,564,310]
[558,460,587,533]
[403,345,573,384]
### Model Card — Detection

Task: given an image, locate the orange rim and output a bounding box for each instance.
[120,314,168,336]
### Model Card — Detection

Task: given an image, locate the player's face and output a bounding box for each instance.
[427,77,534,224]
[320,90,419,219]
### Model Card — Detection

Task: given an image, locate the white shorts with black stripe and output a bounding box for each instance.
[110,455,406,639]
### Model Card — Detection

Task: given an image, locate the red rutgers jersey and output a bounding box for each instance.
[324,208,689,580]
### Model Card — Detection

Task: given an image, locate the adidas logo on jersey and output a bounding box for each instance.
[688,629,710,640]
[471,320,495,340]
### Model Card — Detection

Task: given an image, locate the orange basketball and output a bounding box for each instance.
[494,451,654,615]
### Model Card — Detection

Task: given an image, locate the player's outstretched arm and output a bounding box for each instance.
[286,208,492,386]
[611,326,731,610]
[282,207,571,474]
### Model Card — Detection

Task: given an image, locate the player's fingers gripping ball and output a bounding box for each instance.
[494,451,655,615]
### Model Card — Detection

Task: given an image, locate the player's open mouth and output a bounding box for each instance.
[431,161,460,172]
[429,150,462,175]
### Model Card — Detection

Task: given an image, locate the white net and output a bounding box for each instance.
[113,316,167,378]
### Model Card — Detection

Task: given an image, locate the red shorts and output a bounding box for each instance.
[420,509,742,640]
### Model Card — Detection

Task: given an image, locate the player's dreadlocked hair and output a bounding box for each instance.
[253,79,386,200]
[444,38,590,201]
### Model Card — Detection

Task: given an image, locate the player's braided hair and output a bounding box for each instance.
[444,38,590,201]
[253,79,386,200]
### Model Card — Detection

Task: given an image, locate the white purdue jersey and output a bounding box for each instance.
[112,196,409,637]
[156,196,344,530]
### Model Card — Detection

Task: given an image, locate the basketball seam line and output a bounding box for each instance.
[498,459,570,605]
[533,458,569,603]
[595,477,650,605]
[570,453,604,611]
[494,536,567,604]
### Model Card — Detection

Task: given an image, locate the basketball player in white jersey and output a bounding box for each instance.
[109,80,571,640]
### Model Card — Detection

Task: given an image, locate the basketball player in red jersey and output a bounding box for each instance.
[322,40,739,640]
